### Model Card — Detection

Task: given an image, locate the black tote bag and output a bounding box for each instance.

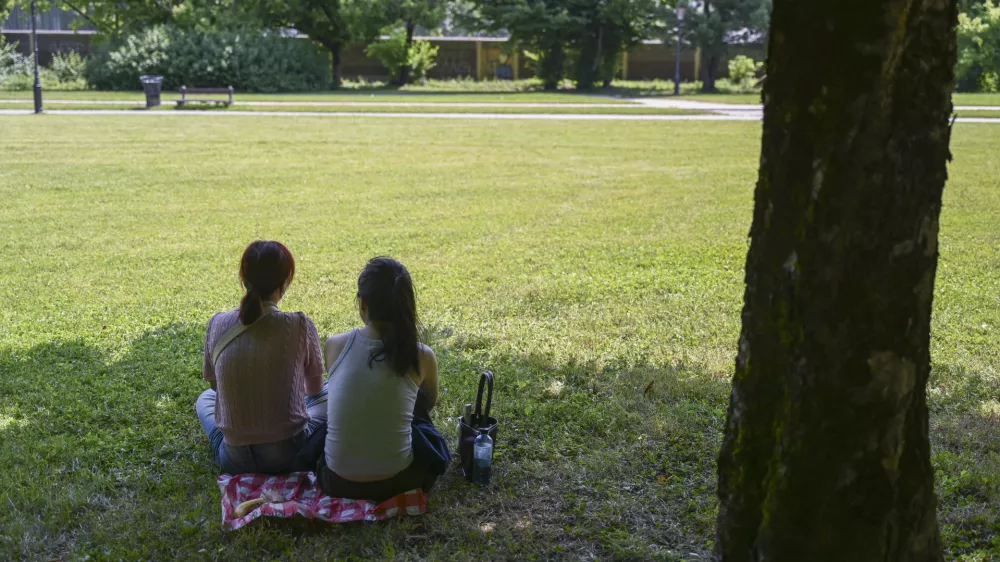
[458,371,498,479]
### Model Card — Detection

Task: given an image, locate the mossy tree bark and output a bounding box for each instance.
[715,0,957,560]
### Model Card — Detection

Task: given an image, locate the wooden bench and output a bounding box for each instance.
[176,86,234,108]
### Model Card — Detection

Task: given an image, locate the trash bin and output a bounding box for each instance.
[139,75,164,109]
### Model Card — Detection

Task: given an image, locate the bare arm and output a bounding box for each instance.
[203,315,218,392]
[324,332,352,373]
[305,372,323,396]
[418,344,439,410]
[303,315,325,396]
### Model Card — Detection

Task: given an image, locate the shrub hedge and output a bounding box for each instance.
[87,26,330,92]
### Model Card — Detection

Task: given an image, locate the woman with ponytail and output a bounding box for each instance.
[195,240,328,474]
[319,257,448,501]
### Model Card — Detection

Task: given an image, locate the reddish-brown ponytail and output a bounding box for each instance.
[238,240,295,325]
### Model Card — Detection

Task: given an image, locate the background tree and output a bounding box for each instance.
[955,0,1000,91]
[715,0,956,559]
[365,26,440,84]
[959,0,988,10]
[378,0,447,84]
[11,0,181,37]
[568,0,662,89]
[466,0,578,89]
[249,0,353,88]
[687,0,769,92]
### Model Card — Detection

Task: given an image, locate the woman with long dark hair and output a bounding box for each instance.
[196,240,327,474]
[319,257,448,501]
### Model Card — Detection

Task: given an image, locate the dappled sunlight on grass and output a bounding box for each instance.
[0,412,27,431]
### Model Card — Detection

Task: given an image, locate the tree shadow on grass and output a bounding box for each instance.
[1,322,731,560]
[0,323,214,560]
[929,371,1000,559]
[7,323,993,559]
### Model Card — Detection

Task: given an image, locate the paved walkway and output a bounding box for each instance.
[0,98,1000,116]
[0,108,762,120]
[2,97,997,113]
[2,108,998,123]
[632,97,1000,114]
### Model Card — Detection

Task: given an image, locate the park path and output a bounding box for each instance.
[2,108,998,123]
[0,108,760,120]
[630,97,1000,113]
[1,97,997,114]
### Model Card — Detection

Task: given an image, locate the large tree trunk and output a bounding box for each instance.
[540,41,566,91]
[329,43,343,90]
[701,52,719,93]
[715,0,957,560]
[700,0,718,93]
[397,21,415,86]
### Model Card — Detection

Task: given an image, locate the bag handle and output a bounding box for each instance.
[474,370,494,426]
[211,304,278,365]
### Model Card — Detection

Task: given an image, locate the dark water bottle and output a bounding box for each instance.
[472,429,493,486]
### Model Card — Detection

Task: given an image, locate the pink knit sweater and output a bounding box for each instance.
[203,307,324,446]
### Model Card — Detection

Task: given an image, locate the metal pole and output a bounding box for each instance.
[674,8,684,96]
[30,0,43,114]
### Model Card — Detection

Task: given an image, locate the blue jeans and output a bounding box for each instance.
[196,384,328,475]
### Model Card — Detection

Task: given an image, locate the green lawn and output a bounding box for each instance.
[0,102,700,115]
[0,89,633,104]
[955,110,1000,118]
[670,92,1000,106]
[0,116,997,560]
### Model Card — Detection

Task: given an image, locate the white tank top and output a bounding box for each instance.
[324,329,418,477]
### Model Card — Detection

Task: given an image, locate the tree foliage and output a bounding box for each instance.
[372,0,447,84]
[685,0,770,91]
[467,0,577,89]
[568,0,662,89]
[468,0,662,90]
[247,0,351,87]
[365,26,439,83]
[48,0,177,36]
[956,0,1000,92]
[0,0,12,25]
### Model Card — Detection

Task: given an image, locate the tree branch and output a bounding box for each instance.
[59,0,110,34]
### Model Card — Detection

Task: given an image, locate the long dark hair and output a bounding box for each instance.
[358,257,421,377]
[238,240,295,325]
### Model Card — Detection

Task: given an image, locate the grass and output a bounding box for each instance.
[0,116,997,560]
[670,92,1000,106]
[0,89,632,104]
[0,102,702,115]
[955,110,1000,118]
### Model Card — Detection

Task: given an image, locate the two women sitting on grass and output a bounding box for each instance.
[196,241,446,502]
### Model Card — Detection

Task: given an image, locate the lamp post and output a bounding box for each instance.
[30,0,43,114]
[674,5,685,96]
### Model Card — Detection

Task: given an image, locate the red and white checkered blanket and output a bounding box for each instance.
[217,471,426,530]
